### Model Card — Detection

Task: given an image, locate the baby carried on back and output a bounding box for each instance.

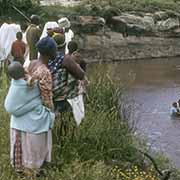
[4,62,55,134]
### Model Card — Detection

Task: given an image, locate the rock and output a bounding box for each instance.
[76,31,180,62]
[102,6,121,25]
[71,16,105,34]
[153,11,169,22]
[157,18,180,31]
[111,13,155,36]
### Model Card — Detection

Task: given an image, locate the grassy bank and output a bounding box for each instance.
[0,64,177,180]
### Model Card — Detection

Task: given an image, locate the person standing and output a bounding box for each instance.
[11,32,26,65]
[4,61,55,177]
[58,17,74,54]
[26,15,41,60]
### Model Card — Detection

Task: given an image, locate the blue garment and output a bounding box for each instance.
[36,36,57,57]
[4,79,55,134]
[170,106,178,116]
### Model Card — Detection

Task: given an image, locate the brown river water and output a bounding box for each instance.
[89,57,180,168]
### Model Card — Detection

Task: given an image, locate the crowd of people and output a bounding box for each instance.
[4,14,88,177]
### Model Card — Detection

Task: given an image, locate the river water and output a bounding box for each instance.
[89,57,180,168]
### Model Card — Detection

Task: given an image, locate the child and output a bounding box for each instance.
[11,32,26,65]
[170,102,180,117]
[4,61,55,172]
[67,40,89,95]
[5,61,55,134]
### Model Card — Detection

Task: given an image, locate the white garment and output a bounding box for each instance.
[0,23,21,61]
[10,128,52,169]
[67,94,85,126]
[40,21,59,40]
[58,17,71,28]
[65,29,74,54]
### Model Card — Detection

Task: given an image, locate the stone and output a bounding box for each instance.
[71,16,105,34]
[111,13,155,36]
[153,11,169,22]
[156,18,180,31]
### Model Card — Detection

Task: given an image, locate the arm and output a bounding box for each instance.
[72,52,86,72]
[39,69,54,109]
[62,54,85,80]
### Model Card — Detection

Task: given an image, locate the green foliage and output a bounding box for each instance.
[0,0,40,20]
[84,0,180,13]
[0,65,171,179]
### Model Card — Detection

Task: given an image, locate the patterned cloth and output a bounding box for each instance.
[28,64,53,109]
[13,130,22,169]
[11,128,52,169]
[48,52,68,101]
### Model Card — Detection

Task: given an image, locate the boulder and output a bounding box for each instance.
[153,11,169,22]
[71,16,105,34]
[156,18,180,31]
[111,13,155,36]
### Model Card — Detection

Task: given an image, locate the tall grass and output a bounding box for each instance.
[0,66,169,179]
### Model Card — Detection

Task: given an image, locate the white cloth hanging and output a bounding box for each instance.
[67,94,85,126]
[0,23,21,61]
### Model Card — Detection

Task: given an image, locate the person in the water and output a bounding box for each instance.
[170,102,180,117]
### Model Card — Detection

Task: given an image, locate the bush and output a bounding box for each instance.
[0,66,171,179]
[0,0,40,21]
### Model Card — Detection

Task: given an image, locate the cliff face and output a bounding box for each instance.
[70,11,180,62]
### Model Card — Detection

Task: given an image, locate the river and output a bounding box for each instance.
[89,57,180,168]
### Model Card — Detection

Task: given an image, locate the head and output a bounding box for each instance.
[16,31,23,40]
[53,34,66,50]
[172,102,177,108]
[58,17,71,31]
[30,14,40,25]
[8,61,25,80]
[36,36,57,60]
[68,41,78,54]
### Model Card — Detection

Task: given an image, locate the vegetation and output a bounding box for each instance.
[0,64,179,179]
[2,0,180,25]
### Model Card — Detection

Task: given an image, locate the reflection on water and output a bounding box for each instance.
[88,57,180,168]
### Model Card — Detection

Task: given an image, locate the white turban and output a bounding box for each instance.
[58,17,71,28]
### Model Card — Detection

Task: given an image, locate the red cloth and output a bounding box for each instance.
[11,40,26,59]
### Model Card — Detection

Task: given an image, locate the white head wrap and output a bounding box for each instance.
[58,17,71,28]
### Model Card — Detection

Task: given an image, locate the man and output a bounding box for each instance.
[26,15,41,60]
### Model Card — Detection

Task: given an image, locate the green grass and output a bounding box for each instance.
[0,65,176,179]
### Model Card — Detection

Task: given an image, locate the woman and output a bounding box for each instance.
[6,36,57,177]
[48,33,85,113]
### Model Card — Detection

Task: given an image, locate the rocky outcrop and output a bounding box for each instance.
[111,11,180,37]
[70,12,180,62]
[71,16,105,34]
[76,31,180,62]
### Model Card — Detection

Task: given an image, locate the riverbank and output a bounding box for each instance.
[0,66,176,179]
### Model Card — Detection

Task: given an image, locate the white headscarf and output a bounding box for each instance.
[40,21,59,40]
[58,17,71,28]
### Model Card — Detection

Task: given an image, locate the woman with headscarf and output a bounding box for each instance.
[22,36,57,174]
[48,33,85,114]
[4,37,57,178]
